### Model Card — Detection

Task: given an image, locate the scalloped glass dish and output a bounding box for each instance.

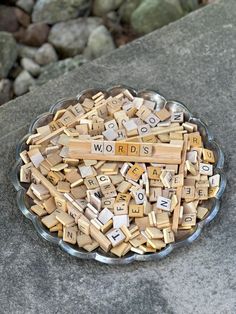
[10,85,227,264]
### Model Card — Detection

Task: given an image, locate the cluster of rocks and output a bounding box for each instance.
[0,0,203,105]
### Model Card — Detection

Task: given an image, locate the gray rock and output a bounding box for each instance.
[21,58,41,77]
[35,43,58,65]
[179,0,199,12]
[131,0,184,34]
[0,79,13,105]
[93,0,123,16]
[118,0,142,23]
[36,55,87,86]
[84,25,116,59]
[48,17,102,57]
[0,32,18,78]
[16,0,35,13]
[13,70,35,96]
[32,0,89,24]
[14,22,50,47]
[18,44,38,59]
[0,5,19,33]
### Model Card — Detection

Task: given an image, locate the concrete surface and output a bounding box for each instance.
[0,0,236,313]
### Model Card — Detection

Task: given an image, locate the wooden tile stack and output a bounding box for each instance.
[19,90,220,257]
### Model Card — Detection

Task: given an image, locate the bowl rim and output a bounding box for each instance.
[10,85,227,264]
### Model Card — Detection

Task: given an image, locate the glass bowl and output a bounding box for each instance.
[10,85,227,264]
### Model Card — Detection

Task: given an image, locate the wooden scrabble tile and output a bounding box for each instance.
[197,206,208,220]
[169,132,183,140]
[77,234,93,247]
[138,124,151,136]
[105,119,118,130]
[186,150,198,164]
[182,122,197,132]
[160,171,173,188]
[155,108,171,121]
[186,160,197,176]
[97,208,113,225]
[63,227,77,244]
[110,242,131,257]
[199,163,213,176]
[203,148,215,163]
[78,217,90,235]
[147,166,161,179]
[56,211,74,226]
[46,153,62,167]
[43,196,56,214]
[129,234,146,248]
[142,134,157,143]
[84,176,99,190]
[100,162,118,173]
[145,113,160,127]
[132,97,144,109]
[96,174,111,186]
[209,174,220,187]
[79,165,94,178]
[116,193,131,203]
[50,223,63,232]
[54,196,67,211]
[140,143,153,156]
[129,204,144,218]
[134,189,146,205]
[181,213,196,227]
[127,163,145,181]
[163,228,175,244]
[69,103,85,117]
[123,119,138,132]
[149,187,162,203]
[28,148,44,168]
[115,142,128,155]
[113,215,129,228]
[120,225,132,241]
[156,196,171,211]
[146,227,163,239]
[189,133,202,147]
[91,140,104,154]
[127,143,140,156]
[156,212,170,229]
[41,209,62,229]
[20,163,32,183]
[71,185,87,199]
[58,111,76,127]
[114,201,128,215]
[182,186,195,199]
[136,105,151,120]
[208,187,219,198]
[106,228,126,247]
[195,187,208,200]
[82,239,99,252]
[101,197,115,209]
[102,128,118,141]
[65,170,82,183]
[171,112,184,123]
[147,238,166,250]
[57,181,70,193]
[100,141,114,155]
[100,182,116,196]
[134,217,150,230]
[31,204,47,217]
[148,211,157,227]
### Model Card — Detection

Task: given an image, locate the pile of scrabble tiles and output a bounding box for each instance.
[19,89,220,257]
